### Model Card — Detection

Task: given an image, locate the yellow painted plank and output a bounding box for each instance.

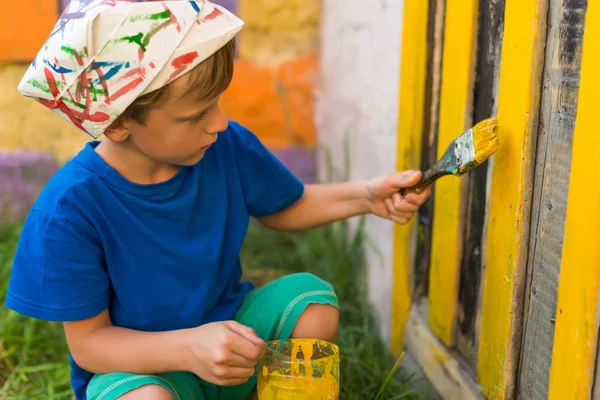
[478,1,547,398]
[390,0,429,355]
[548,1,600,397]
[427,0,478,346]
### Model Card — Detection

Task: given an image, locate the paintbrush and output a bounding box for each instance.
[400,118,499,196]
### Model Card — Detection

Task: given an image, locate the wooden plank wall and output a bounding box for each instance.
[427,0,478,347]
[391,0,600,399]
[390,0,430,355]
[595,340,600,399]
[517,1,587,399]
[456,0,505,369]
[477,0,548,398]
[547,0,600,396]
[404,305,484,399]
[413,0,445,299]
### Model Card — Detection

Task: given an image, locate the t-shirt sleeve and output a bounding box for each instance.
[230,122,304,217]
[5,210,109,322]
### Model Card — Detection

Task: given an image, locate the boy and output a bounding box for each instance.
[5,1,430,399]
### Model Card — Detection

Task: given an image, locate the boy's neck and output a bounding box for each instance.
[94,139,180,185]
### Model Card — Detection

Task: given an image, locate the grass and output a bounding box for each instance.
[0,219,423,399]
[0,224,73,399]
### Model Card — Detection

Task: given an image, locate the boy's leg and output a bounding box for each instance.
[117,385,174,399]
[86,371,206,400]
[290,302,339,342]
[219,272,339,400]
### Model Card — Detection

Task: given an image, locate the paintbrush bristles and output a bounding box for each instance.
[472,118,499,166]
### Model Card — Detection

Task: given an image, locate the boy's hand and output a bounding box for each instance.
[185,321,265,386]
[365,170,431,225]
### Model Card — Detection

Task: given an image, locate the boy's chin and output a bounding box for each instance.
[178,152,206,166]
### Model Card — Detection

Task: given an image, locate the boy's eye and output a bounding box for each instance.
[189,112,208,124]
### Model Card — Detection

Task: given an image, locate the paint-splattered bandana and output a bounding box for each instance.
[17,0,243,138]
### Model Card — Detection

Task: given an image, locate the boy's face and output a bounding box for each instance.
[120,73,229,166]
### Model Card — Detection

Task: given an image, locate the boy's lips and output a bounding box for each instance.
[199,135,217,152]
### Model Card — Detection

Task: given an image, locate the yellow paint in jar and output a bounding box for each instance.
[257,339,340,399]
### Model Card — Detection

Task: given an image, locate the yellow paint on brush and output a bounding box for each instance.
[390,0,429,355]
[471,119,499,167]
[478,1,547,398]
[548,1,600,398]
[428,0,478,346]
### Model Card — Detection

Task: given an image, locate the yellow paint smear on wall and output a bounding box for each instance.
[237,0,320,66]
[0,64,88,163]
[428,0,478,346]
[391,0,429,355]
[548,0,600,397]
[478,1,547,398]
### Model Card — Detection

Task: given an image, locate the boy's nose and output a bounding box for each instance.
[206,108,229,134]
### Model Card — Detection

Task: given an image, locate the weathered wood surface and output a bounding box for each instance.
[414,0,445,299]
[428,0,478,346]
[517,1,587,399]
[456,0,505,369]
[404,305,484,400]
[390,0,429,355]
[547,0,600,397]
[477,0,548,398]
[594,338,600,400]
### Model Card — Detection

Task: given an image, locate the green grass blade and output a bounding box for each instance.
[373,352,406,400]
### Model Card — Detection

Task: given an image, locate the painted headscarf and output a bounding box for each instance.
[18,0,243,138]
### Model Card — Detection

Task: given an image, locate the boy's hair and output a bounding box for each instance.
[119,38,236,124]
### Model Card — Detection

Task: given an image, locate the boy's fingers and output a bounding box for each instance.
[404,188,431,206]
[392,193,418,212]
[229,335,264,361]
[214,347,258,368]
[384,198,395,218]
[391,211,413,221]
[391,215,410,225]
[388,170,422,189]
[227,352,259,368]
[213,367,254,382]
[223,323,264,360]
[225,321,265,346]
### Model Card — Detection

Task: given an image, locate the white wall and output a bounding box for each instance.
[316,0,405,344]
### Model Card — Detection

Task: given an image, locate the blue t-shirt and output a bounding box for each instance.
[5,121,304,399]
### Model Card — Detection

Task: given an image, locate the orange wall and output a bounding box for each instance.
[1,1,58,62]
[222,52,317,151]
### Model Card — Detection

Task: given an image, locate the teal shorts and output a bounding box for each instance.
[86,273,338,400]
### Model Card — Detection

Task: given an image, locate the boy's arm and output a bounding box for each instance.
[64,309,189,374]
[257,171,431,231]
[63,309,265,385]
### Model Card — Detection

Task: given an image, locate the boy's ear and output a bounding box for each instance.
[103,119,131,143]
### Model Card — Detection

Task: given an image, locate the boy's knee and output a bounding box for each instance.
[291,303,339,343]
[117,384,175,400]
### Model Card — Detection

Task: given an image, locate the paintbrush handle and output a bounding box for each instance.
[399,167,451,197]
